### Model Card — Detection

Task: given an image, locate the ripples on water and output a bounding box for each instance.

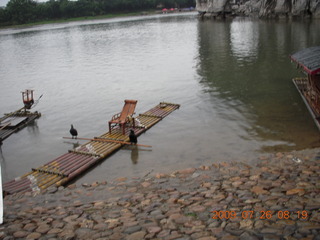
[0,13,320,183]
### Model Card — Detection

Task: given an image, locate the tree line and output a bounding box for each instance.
[0,0,195,26]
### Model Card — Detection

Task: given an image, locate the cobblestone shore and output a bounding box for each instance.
[1,149,320,240]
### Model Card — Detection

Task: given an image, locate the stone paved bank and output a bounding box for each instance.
[1,149,320,240]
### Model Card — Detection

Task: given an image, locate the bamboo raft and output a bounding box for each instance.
[0,107,41,144]
[3,102,180,195]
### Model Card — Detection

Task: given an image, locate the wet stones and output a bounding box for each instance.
[2,149,320,239]
[178,168,196,175]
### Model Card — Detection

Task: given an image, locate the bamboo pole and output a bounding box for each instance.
[94,137,152,148]
[0,122,11,131]
[62,137,152,148]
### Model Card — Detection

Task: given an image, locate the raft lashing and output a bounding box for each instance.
[3,102,180,195]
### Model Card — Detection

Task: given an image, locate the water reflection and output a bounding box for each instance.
[122,145,153,164]
[26,120,40,136]
[63,141,80,149]
[196,18,320,152]
[131,146,139,164]
[230,19,258,61]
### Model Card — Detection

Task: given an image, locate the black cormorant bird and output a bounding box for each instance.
[129,129,137,144]
[70,124,78,139]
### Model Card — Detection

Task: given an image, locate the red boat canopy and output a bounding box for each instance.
[290,46,320,75]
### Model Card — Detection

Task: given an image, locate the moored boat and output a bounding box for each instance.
[0,90,42,144]
[290,46,320,130]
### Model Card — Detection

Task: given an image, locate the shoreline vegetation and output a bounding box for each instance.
[0,10,155,29]
[0,9,196,29]
[0,0,196,28]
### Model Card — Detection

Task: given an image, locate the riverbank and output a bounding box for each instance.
[0,10,156,29]
[1,148,319,239]
[0,10,196,29]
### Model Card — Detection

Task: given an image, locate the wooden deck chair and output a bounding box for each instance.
[109,100,138,135]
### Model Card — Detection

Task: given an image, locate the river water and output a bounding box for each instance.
[0,13,320,184]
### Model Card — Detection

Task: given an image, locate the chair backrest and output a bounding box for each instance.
[118,100,137,122]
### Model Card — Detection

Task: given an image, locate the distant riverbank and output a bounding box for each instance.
[0,10,156,29]
[0,9,196,29]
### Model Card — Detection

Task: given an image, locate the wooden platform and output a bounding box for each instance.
[3,102,180,194]
[0,108,41,143]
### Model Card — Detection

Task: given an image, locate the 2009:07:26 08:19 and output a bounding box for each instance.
[211,210,309,220]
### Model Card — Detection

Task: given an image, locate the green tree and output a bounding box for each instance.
[0,8,10,26]
[46,0,61,19]
[60,0,77,18]
[6,0,37,24]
